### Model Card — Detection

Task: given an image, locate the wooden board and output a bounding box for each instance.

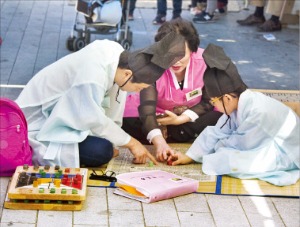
[4,195,84,211]
[4,165,88,210]
[106,144,216,182]
[103,144,299,198]
[252,89,300,116]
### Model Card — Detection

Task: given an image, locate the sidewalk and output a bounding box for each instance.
[0,0,299,226]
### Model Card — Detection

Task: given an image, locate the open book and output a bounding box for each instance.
[114,170,199,203]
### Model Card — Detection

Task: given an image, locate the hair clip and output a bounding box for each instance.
[89,169,117,182]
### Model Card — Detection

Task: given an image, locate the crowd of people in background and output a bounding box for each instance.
[125,0,284,32]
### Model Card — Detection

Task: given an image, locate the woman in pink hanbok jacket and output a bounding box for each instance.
[122,18,222,161]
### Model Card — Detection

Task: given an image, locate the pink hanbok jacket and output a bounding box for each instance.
[124,48,206,117]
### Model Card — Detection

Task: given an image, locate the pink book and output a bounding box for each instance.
[114,170,199,203]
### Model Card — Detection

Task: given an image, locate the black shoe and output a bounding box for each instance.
[193,12,214,23]
[257,19,282,32]
[236,14,266,26]
[152,15,166,25]
[172,15,181,20]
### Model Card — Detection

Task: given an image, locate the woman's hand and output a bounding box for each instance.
[152,135,175,162]
[157,110,190,126]
[124,137,158,165]
[167,152,193,166]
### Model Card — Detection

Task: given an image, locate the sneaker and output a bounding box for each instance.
[152,15,166,25]
[257,19,282,32]
[193,12,214,23]
[236,14,266,26]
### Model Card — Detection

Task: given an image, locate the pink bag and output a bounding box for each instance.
[0,97,32,176]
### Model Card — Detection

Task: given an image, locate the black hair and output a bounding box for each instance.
[154,18,200,53]
[117,50,130,69]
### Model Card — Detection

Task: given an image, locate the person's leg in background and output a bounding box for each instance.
[216,0,227,13]
[193,0,217,23]
[128,0,137,20]
[190,0,207,15]
[258,0,283,31]
[79,136,114,167]
[153,0,167,24]
[190,0,199,15]
[172,0,182,19]
[236,0,266,25]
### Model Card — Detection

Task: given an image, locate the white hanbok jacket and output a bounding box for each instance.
[16,40,131,167]
[186,89,300,186]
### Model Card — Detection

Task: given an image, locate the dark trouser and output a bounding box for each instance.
[122,111,223,144]
[78,136,113,167]
[122,0,137,16]
[157,0,182,18]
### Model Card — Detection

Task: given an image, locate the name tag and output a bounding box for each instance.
[186,88,202,101]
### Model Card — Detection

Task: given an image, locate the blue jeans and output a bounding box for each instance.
[157,0,182,18]
[79,136,113,167]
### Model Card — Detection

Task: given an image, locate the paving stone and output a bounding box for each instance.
[177,211,215,227]
[238,196,285,227]
[109,210,145,227]
[271,197,300,227]
[143,199,180,227]
[1,209,37,224]
[37,211,72,227]
[174,193,210,213]
[206,194,250,227]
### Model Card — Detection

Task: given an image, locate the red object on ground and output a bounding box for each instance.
[167,160,173,166]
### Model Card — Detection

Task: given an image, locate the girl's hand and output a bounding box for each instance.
[152,135,175,162]
[167,152,193,166]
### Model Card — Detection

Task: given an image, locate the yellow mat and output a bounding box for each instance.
[87,144,299,197]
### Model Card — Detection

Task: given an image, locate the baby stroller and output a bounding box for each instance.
[66,0,133,51]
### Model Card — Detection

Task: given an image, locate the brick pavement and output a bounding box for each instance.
[0,0,299,226]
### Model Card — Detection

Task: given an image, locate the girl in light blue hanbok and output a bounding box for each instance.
[169,44,299,186]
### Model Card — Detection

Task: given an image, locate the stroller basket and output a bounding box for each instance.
[66,0,133,51]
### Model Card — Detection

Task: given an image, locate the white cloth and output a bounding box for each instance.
[186,89,300,186]
[16,40,131,167]
[92,0,122,24]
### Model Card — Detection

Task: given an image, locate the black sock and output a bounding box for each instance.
[270,15,280,23]
[254,7,264,18]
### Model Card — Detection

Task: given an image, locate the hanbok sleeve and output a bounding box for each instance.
[138,84,160,135]
[37,82,131,147]
[186,114,231,162]
[188,86,214,116]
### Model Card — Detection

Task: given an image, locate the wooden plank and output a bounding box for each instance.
[4,197,83,211]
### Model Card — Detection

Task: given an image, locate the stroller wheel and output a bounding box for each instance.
[66,36,76,51]
[73,37,85,51]
[120,39,131,50]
